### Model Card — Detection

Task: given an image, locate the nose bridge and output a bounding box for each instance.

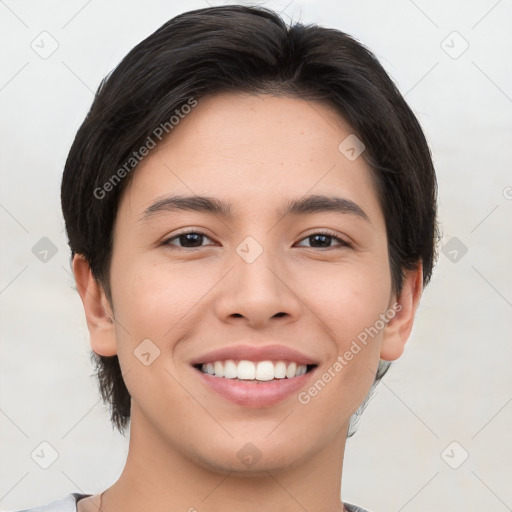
[217,233,301,326]
[234,233,284,296]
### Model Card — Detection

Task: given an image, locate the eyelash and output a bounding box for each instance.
[161,229,353,251]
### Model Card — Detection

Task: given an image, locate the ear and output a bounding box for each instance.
[72,254,117,356]
[380,263,423,361]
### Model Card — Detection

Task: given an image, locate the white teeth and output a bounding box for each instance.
[238,360,255,380]
[214,361,224,377]
[223,360,238,379]
[285,362,297,379]
[199,359,310,381]
[255,361,274,381]
[274,361,287,378]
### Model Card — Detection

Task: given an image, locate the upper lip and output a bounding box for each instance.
[190,344,319,366]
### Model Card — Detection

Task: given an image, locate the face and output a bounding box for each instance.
[103,92,399,473]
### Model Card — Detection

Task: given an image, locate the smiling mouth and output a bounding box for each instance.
[192,359,319,407]
[192,361,318,382]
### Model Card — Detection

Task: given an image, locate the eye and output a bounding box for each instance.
[162,230,216,250]
[296,231,352,250]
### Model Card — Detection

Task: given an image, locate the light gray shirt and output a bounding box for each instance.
[11,493,372,512]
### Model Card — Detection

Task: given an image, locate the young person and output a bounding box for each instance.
[15,4,438,512]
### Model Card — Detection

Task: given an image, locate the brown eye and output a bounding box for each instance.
[296,231,352,249]
[163,230,214,249]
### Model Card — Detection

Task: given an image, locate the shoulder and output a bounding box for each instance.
[10,493,91,512]
[345,503,373,512]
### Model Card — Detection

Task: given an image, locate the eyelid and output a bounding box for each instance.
[296,229,353,249]
[161,227,215,246]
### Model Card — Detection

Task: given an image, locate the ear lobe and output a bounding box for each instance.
[72,254,117,357]
[380,264,423,361]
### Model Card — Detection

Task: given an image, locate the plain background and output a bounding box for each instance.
[1,1,511,511]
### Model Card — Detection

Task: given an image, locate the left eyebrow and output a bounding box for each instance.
[137,194,370,223]
[279,194,369,222]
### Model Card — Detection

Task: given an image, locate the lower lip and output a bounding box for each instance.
[194,367,317,407]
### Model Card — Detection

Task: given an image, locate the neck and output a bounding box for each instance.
[100,404,349,512]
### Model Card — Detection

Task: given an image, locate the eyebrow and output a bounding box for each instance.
[138,194,370,223]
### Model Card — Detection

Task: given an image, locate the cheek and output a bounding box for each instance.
[299,255,392,336]
[294,266,391,421]
[111,259,210,339]
[109,249,236,378]
[107,258,207,409]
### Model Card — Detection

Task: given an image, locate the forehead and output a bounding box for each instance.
[118,92,383,228]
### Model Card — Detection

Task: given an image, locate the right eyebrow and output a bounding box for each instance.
[138,195,233,222]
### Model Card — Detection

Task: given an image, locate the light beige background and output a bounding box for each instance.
[1,1,511,511]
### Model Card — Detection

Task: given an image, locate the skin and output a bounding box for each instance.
[73,92,422,512]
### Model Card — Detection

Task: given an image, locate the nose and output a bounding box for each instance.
[214,242,302,329]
